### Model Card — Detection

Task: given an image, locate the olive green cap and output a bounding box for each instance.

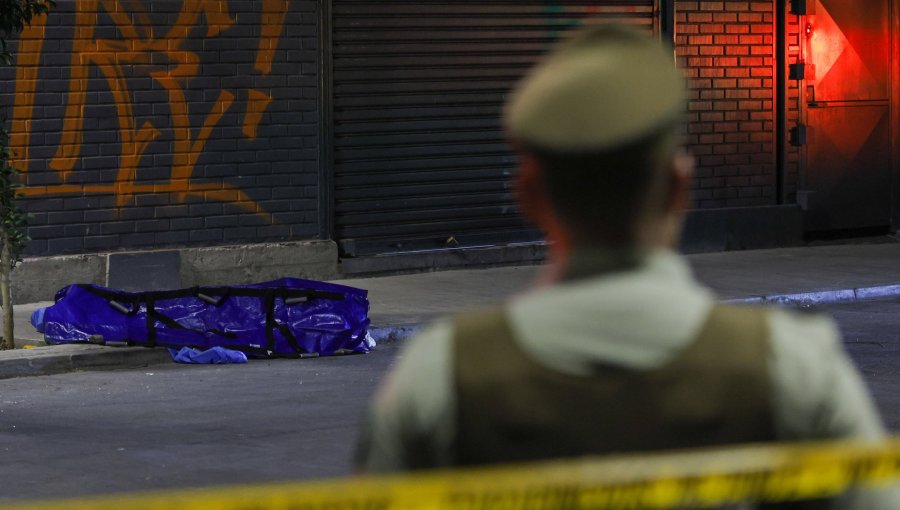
[506,24,685,152]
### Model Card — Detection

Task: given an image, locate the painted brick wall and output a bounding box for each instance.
[0,0,319,256]
[675,0,777,208]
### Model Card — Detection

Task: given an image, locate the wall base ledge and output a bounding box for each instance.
[13,241,338,303]
[681,205,804,253]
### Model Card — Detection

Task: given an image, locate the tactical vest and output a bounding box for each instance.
[452,304,776,466]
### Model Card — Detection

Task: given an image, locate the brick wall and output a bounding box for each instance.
[675,0,777,208]
[0,0,319,256]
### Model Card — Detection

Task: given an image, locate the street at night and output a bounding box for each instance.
[0,297,898,502]
[822,298,900,431]
[0,0,897,507]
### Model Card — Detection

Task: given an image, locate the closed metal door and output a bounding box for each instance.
[803,0,892,231]
[331,1,659,257]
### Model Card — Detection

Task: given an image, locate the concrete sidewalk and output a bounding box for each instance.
[343,241,900,328]
[2,241,900,379]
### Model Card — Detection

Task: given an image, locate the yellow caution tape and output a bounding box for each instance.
[3,436,900,510]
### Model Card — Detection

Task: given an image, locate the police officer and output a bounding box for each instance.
[355,24,896,508]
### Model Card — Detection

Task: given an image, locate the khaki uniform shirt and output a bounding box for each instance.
[356,250,897,508]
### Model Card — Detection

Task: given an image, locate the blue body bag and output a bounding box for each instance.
[33,278,372,358]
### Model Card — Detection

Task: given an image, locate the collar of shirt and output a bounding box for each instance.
[506,249,715,375]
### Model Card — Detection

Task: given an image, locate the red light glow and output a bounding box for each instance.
[806,0,889,102]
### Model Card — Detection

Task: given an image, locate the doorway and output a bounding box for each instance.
[800,0,893,232]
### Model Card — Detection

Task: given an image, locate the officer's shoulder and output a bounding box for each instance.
[717,302,839,343]
[757,304,842,350]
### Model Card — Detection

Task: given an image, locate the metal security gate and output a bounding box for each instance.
[330,1,660,257]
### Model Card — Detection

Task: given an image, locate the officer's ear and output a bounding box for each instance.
[515,150,547,225]
[514,148,571,244]
[515,149,552,227]
[664,150,694,214]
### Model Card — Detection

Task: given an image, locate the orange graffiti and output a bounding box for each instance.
[256,0,289,75]
[123,0,153,40]
[167,0,235,39]
[243,89,273,140]
[11,0,287,214]
[9,13,48,171]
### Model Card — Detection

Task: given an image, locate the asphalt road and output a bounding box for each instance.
[821,298,900,431]
[0,298,899,503]
[0,343,400,503]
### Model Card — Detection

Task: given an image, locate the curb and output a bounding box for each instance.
[722,283,900,306]
[1,283,899,380]
[0,344,170,381]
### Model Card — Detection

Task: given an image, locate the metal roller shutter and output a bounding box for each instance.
[331,1,659,257]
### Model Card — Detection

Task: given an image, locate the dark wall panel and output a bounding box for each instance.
[332,1,658,256]
[2,0,320,256]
